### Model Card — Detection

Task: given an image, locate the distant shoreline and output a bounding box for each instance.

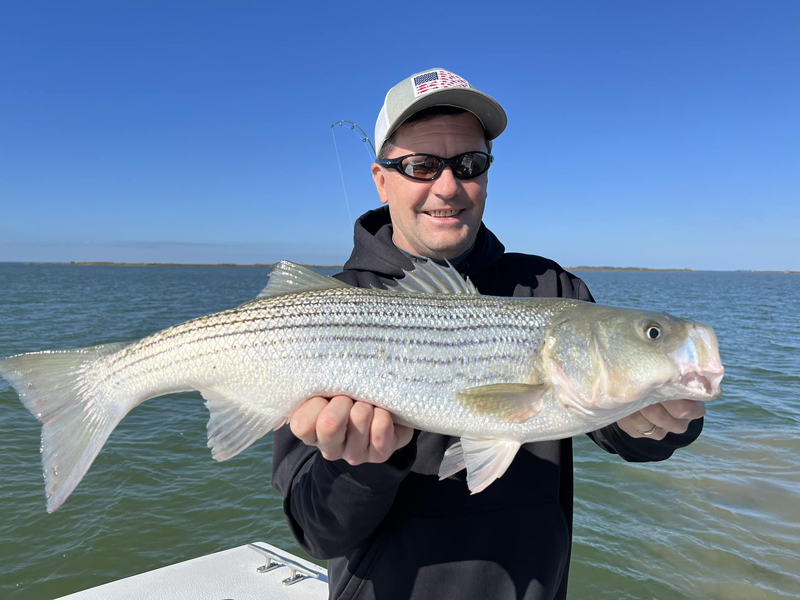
[24,261,342,269]
[570,267,799,274]
[568,266,696,272]
[12,262,799,273]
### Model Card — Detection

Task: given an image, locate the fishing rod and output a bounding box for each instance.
[331,120,376,158]
[330,120,376,227]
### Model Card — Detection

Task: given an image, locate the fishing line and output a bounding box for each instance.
[330,126,354,226]
[330,121,377,229]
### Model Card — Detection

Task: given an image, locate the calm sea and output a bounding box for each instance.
[0,264,798,599]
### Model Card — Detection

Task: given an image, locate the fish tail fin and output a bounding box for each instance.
[0,342,134,513]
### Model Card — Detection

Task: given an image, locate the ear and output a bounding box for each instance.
[372,163,389,205]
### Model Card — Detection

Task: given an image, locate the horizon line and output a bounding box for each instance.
[2,261,798,274]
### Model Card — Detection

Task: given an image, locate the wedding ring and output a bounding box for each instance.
[640,424,657,436]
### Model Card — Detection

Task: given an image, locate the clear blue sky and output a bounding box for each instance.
[1,1,797,270]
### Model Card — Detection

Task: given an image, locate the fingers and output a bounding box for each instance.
[289,396,411,465]
[661,398,707,421]
[617,400,706,441]
[316,396,355,460]
[394,423,414,451]
[616,410,664,440]
[345,401,373,462]
[367,407,413,463]
[289,396,331,446]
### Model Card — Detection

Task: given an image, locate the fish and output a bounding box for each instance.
[0,260,724,512]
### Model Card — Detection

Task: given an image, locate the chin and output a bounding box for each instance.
[431,240,471,260]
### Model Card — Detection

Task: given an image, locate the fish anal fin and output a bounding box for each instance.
[460,438,522,494]
[201,386,287,461]
[457,383,548,423]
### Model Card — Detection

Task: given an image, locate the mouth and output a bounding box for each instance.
[677,371,721,398]
[668,322,724,400]
[423,209,462,219]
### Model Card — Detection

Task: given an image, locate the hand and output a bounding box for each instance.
[290,395,414,465]
[616,399,706,441]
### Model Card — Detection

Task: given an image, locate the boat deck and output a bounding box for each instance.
[55,541,329,600]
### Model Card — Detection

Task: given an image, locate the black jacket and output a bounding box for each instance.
[272,207,702,600]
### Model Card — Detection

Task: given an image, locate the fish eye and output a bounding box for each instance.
[645,324,662,340]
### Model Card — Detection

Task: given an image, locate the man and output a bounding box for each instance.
[272,68,706,600]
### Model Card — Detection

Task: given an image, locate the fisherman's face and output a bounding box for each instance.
[371,112,489,260]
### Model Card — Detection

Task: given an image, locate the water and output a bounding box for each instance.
[0,264,798,599]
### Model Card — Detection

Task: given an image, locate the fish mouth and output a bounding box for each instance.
[676,370,722,399]
[669,322,724,400]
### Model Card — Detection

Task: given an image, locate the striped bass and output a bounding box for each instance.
[0,260,724,513]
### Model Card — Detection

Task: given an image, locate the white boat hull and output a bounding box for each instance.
[56,541,328,600]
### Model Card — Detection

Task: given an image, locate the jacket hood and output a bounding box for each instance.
[342,206,506,279]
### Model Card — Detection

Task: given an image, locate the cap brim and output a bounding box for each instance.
[390,87,507,141]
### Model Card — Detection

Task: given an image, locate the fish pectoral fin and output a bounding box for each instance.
[438,441,466,479]
[201,387,287,462]
[460,438,522,494]
[457,383,547,423]
[248,260,352,303]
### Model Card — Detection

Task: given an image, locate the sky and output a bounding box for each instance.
[0,1,798,270]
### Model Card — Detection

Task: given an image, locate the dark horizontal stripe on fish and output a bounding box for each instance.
[104,316,539,372]
[103,321,539,377]
[148,289,533,339]
[120,302,510,359]
[105,342,529,390]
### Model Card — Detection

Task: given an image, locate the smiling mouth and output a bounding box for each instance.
[424,209,461,218]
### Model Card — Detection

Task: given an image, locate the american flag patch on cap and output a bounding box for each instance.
[412,70,470,98]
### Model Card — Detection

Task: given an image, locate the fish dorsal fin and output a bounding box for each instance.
[394,259,480,295]
[254,260,351,300]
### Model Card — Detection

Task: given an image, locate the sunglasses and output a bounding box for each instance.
[376,151,493,181]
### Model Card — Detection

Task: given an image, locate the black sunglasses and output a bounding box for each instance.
[375,151,493,181]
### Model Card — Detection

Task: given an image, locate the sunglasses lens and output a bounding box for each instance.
[400,156,443,180]
[453,153,489,179]
[391,152,491,180]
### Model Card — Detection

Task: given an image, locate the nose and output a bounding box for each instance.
[430,165,461,198]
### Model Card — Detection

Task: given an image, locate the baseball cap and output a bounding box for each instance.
[374,68,507,156]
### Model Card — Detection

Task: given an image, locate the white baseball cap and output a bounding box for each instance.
[374,68,507,156]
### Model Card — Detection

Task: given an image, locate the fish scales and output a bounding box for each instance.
[91,287,566,439]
